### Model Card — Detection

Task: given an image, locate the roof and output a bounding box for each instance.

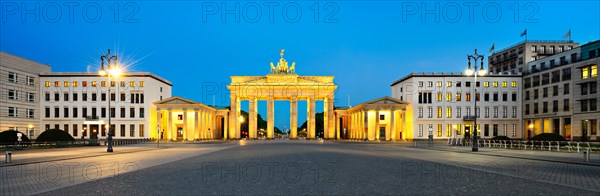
[39,72,172,86]
[154,96,229,111]
[390,72,522,86]
[336,96,407,111]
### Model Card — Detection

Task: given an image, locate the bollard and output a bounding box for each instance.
[583,149,590,162]
[414,141,417,147]
[577,142,580,153]
[5,150,11,163]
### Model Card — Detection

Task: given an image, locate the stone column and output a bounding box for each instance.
[290,97,298,139]
[307,97,316,139]
[229,95,240,139]
[390,109,396,141]
[373,109,380,141]
[335,116,340,140]
[324,97,330,139]
[539,118,545,134]
[194,109,199,140]
[156,109,161,140]
[183,109,189,141]
[361,111,366,140]
[351,113,355,139]
[559,117,565,137]
[249,98,257,139]
[267,96,274,139]
[167,109,173,141]
[325,97,335,139]
[224,113,229,140]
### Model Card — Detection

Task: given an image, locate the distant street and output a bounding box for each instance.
[2,141,595,195]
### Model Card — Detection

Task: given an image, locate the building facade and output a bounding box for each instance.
[39,72,172,140]
[391,72,523,140]
[488,40,578,74]
[0,52,51,138]
[523,40,599,141]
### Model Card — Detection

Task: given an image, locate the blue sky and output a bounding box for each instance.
[2,0,599,129]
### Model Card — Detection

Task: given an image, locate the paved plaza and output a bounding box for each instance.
[1,141,599,195]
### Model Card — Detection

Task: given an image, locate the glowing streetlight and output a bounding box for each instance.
[99,48,123,153]
[465,49,486,152]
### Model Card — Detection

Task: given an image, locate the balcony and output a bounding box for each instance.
[85,116,99,121]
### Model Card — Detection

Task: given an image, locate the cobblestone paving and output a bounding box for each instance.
[36,141,599,195]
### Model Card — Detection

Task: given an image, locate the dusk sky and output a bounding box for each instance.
[2,0,599,129]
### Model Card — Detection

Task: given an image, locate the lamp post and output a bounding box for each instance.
[99,48,122,153]
[465,49,486,152]
[156,125,160,147]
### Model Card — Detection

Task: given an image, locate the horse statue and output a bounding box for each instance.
[270,62,276,74]
[289,62,295,74]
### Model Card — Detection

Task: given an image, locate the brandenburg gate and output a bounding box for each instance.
[227,50,337,139]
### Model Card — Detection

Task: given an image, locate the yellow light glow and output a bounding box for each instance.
[98,69,107,76]
[239,116,245,123]
[110,67,123,77]
[465,68,474,76]
[528,124,534,129]
[28,124,33,129]
[478,69,486,76]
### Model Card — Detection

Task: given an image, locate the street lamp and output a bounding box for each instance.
[156,125,160,147]
[99,48,122,153]
[465,49,486,152]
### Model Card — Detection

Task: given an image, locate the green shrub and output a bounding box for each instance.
[36,129,75,142]
[491,136,511,140]
[530,133,566,141]
[0,130,31,143]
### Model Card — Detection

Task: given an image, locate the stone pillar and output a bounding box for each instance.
[156,109,161,140]
[290,97,298,139]
[267,96,274,139]
[224,113,229,140]
[194,110,199,140]
[362,111,366,140]
[539,118,545,134]
[351,113,355,139]
[559,117,565,137]
[249,98,257,139]
[390,109,396,141]
[308,97,316,139]
[229,95,239,139]
[326,97,335,139]
[335,116,340,140]
[183,109,189,141]
[373,109,380,141]
[324,97,330,139]
[167,109,173,141]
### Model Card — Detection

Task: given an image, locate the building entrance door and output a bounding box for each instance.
[176,125,183,140]
[464,125,471,139]
[379,127,386,140]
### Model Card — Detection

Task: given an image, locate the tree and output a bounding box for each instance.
[0,130,31,144]
[299,112,324,137]
[36,129,75,142]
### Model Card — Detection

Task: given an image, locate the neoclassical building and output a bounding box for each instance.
[149,50,410,141]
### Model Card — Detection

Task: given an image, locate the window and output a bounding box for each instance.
[581,100,588,112]
[484,107,489,118]
[436,124,442,137]
[562,68,572,80]
[564,83,570,94]
[484,93,490,101]
[534,103,539,114]
[455,93,461,101]
[83,81,88,87]
[502,82,507,88]
[436,81,442,87]
[436,93,442,102]
[493,124,499,137]
[120,93,126,102]
[592,65,598,77]
[101,81,106,87]
[54,107,59,118]
[564,99,570,111]
[130,107,135,118]
[64,81,69,87]
[111,93,116,101]
[64,92,69,101]
[27,76,35,86]
[139,81,145,87]
[543,87,548,97]
[511,92,517,101]
[130,81,135,87]
[101,93,106,101]
[456,82,461,87]
[110,107,116,118]
[8,89,17,100]
[466,93,471,102]
[418,124,423,137]
[502,93,507,101]
[456,107,461,118]
[446,124,452,137]
[525,104,530,115]
[418,81,423,87]
[8,72,17,83]
[427,81,433,87]
[8,107,18,117]
[484,81,489,87]
[525,91,529,100]
[492,82,498,87]
[493,93,498,101]
[582,83,588,95]
[54,93,59,101]
[543,102,548,113]
[591,82,598,94]
[484,124,489,137]
[130,124,135,137]
[503,124,508,136]
[591,99,597,111]
[73,93,78,101]
[553,85,559,96]
[101,107,106,118]
[73,81,79,87]
[447,82,452,87]
[512,124,517,137]
[120,81,125,87]
[45,107,50,118]
[73,107,78,118]
[379,114,385,120]
[418,108,423,118]
[54,81,59,87]
[466,82,471,87]
[92,81,97,87]
[437,107,442,118]
[512,107,517,118]
[446,93,452,101]
[83,93,88,101]
[26,109,34,118]
[139,124,144,137]
[64,107,69,118]
[502,107,507,118]
[553,100,559,112]
[493,107,498,118]
[45,81,50,87]
[446,107,452,118]
[511,81,517,88]
[110,81,116,87]
[121,107,126,118]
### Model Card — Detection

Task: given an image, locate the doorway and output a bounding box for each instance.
[379,127,386,140]
[176,125,183,140]
[464,125,471,139]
